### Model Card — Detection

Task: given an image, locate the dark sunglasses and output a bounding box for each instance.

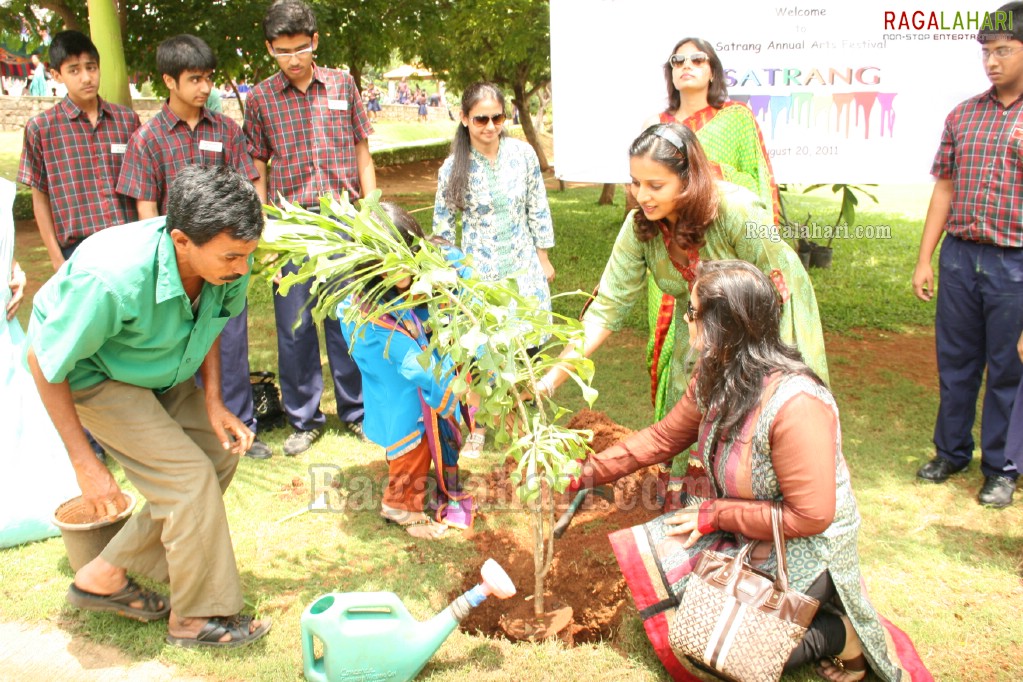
[686,300,700,321]
[471,113,507,127]
[669,52,709,68]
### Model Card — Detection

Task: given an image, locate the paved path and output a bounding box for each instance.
[0,621,209,682]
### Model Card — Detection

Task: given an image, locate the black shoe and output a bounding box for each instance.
[244,439,273,460]
[916,457,967,483]
[978,475,1016,508]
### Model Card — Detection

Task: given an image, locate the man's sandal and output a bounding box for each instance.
[816,654,867,682]
[166,614,272,649]
[459,430,486,459]
[67,578,170,622]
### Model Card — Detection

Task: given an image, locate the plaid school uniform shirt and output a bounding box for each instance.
[931,88,1023,246]
[17,96,140,247]
[244,66,373,208]
[117,103,258,214]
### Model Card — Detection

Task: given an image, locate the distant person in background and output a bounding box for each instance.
[433,82,555,458]
[911,1,1023,508]
[206,85,223,114]
[396,77,410,104]
[365,82,381,122]
[416,89,428,122]
[28,53,48,96]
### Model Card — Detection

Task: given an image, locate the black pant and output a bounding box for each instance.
[784,571,847,670]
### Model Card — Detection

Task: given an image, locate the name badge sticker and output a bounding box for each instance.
[1012,126,1023,142]
[110,143,127,154]
[327,99,348,111]
[199,140,224,153]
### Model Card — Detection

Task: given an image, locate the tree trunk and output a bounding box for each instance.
[512,81,550,172]
[598,183,615,205]
[39,0,82,31]
[87,0,130,106]
[533,83,551,135]
[228,75,245,117]
[350,65,363,94]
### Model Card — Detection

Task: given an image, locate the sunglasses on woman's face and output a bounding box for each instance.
[471,113,506,127]
[669,52,709,68]
[685,300,700,321]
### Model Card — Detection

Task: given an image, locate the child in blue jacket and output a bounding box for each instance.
[339,203,474,540]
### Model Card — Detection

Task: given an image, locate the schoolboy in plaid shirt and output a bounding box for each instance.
[117,35,270,460]
[17,30,139,271]
[912,1,1023,508]
[244,0,375,456]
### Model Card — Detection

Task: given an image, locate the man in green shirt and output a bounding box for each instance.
[27,165,271,648]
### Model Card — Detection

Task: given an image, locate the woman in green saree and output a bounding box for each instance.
[644,37,784,424]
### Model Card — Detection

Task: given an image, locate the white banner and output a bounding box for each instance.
[551,0,997,183]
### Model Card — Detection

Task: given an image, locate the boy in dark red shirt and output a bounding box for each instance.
[18,30,139,271]
[244,0,375,455]
[117,34,269,460]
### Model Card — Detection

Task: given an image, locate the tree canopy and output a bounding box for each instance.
[417,0,552,169]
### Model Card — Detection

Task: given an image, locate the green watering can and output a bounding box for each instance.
[301,558,516,682]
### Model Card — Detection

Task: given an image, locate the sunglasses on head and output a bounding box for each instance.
[471,113,506,127]
[669,52,709,68]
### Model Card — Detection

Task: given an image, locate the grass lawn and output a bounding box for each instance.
[5,172,1023,681]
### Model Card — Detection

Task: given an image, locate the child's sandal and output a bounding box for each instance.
[460,430,486,459]
[380,507,447,540]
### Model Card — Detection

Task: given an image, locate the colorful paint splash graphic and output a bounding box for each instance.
[731,92,897,139]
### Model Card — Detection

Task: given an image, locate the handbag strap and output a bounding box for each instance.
[770,502,790,593]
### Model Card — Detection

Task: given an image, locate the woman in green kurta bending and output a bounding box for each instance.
[540,123,827,505]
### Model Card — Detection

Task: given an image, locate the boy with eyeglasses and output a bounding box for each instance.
[243,0,375,455]
[912,1,1023,508]
[116,35,268,460]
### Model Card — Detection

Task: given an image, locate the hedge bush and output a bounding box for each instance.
[371,139,450,168]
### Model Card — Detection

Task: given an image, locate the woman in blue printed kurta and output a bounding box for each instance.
[433,82,555,458]
[432,82,555,326]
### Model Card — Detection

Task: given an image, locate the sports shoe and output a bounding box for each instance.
[283,428,322,456]
[244,439,273,460]
[345,421,368,441]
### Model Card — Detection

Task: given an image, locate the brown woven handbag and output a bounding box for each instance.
[668,502,820,682]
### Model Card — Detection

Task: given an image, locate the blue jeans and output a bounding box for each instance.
[934,235,1023,478]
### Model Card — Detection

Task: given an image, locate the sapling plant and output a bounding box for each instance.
[258,191,597,617]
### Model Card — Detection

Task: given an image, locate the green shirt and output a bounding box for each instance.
[29,217,248,392]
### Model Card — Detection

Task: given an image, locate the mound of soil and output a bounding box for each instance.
[453,410,663,644]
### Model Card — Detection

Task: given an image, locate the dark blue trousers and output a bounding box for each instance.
[192,303,255,431]
[274,260,363,430]
[934,236,1023,478]
[219,304,255,431]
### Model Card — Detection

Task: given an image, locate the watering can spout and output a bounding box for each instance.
[302,559,516,682]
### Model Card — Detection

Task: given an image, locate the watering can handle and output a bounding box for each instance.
[301,627,328,682]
